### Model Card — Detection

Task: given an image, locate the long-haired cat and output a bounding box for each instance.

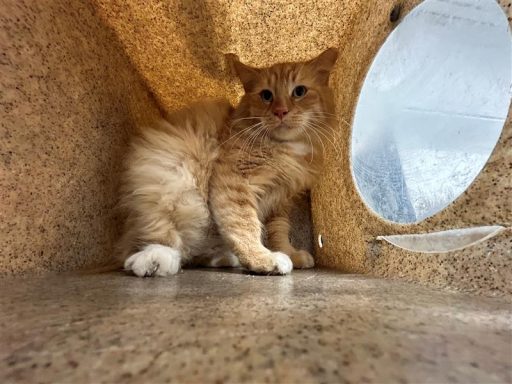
[118,48,338,277]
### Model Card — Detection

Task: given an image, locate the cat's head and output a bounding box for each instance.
[228,48,338,142]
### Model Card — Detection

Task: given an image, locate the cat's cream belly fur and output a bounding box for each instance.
[124,129,213,253]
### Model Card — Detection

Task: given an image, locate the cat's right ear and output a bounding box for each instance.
[225,54,260,92]
[307,48,339,85]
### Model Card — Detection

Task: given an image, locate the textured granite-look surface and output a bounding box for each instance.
[0,0,161,275]
[1,270,511,384]
[91,0,355,110]
[369,229,512,297]
[311,0,512,296]
[1,0,510,297]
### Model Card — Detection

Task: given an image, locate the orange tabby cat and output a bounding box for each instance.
[118,48,338,276]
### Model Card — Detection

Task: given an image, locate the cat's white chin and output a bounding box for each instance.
[270,125,302,142]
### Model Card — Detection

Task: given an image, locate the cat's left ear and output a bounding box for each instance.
[225,53,260,92]
[307,47,339,85]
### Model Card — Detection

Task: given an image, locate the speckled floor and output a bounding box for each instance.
[1,269,511,384]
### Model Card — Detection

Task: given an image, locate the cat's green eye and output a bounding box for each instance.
[292,85,308,98]
[260,89,273,103]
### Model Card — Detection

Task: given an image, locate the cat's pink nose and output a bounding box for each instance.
[273,106,288,120]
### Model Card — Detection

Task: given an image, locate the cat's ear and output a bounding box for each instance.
[307,47,339,85]
[225,53,260,92]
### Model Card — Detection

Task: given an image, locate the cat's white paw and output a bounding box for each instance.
[245,250,293,275]
[124,244,181,277]
[270,252,293,275]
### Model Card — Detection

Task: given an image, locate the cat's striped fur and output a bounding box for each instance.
[118,48,338,276]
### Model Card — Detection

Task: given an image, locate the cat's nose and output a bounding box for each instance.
[273,106,288,120]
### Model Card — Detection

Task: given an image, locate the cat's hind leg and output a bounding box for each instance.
[266,210,315,269]
[188,239,241,268]
[206,253,241,268]
[124,244,182,277]
[191,252,241,268]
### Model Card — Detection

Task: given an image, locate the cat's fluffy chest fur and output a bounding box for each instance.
[119,48,338,277]
[233,141,319,221]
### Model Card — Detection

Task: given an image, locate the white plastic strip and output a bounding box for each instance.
[376,226,506,253]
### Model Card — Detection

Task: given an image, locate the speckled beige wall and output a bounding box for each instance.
[1,0,510,295]
[0,0,160,274]
[91,0,359,110]
[311,0,512,296]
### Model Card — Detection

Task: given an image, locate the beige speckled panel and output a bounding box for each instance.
[312,0,512,296]
[369,229,512,296]
[2,0,509,296]
[91,0,235,109]
[0,0,160,275]
[91,0,359,110]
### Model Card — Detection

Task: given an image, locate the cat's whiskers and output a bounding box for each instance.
[306,125,327,158]
[221,121,264,148]
[302,121,325,150]
[308,128,342,158]
[236,129,255,156]
[307,111,351,128]
[244,126,267,163]
[238,124,265,158]
[308,121,340,146]
[229,123,264,150]
[230,116,265,125]
[249,125,268,159]
[304,119,343,157]
[223,116,266,148]
[246,130,260,161]
[308,117,343,142]
[229,116,264,131]
[241,127,258,154]
[303,128,314,165]
[258,126,270,158]
[229,117,265,138]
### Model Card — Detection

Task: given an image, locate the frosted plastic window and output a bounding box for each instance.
[351,0,512,224]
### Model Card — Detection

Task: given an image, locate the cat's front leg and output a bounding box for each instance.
[209,175,292,275]
[266,210,315,269]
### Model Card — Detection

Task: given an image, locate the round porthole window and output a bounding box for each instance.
[351,0,512,224]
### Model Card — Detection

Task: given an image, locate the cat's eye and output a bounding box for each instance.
[260,89,273,103]
[292,85,307,98]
